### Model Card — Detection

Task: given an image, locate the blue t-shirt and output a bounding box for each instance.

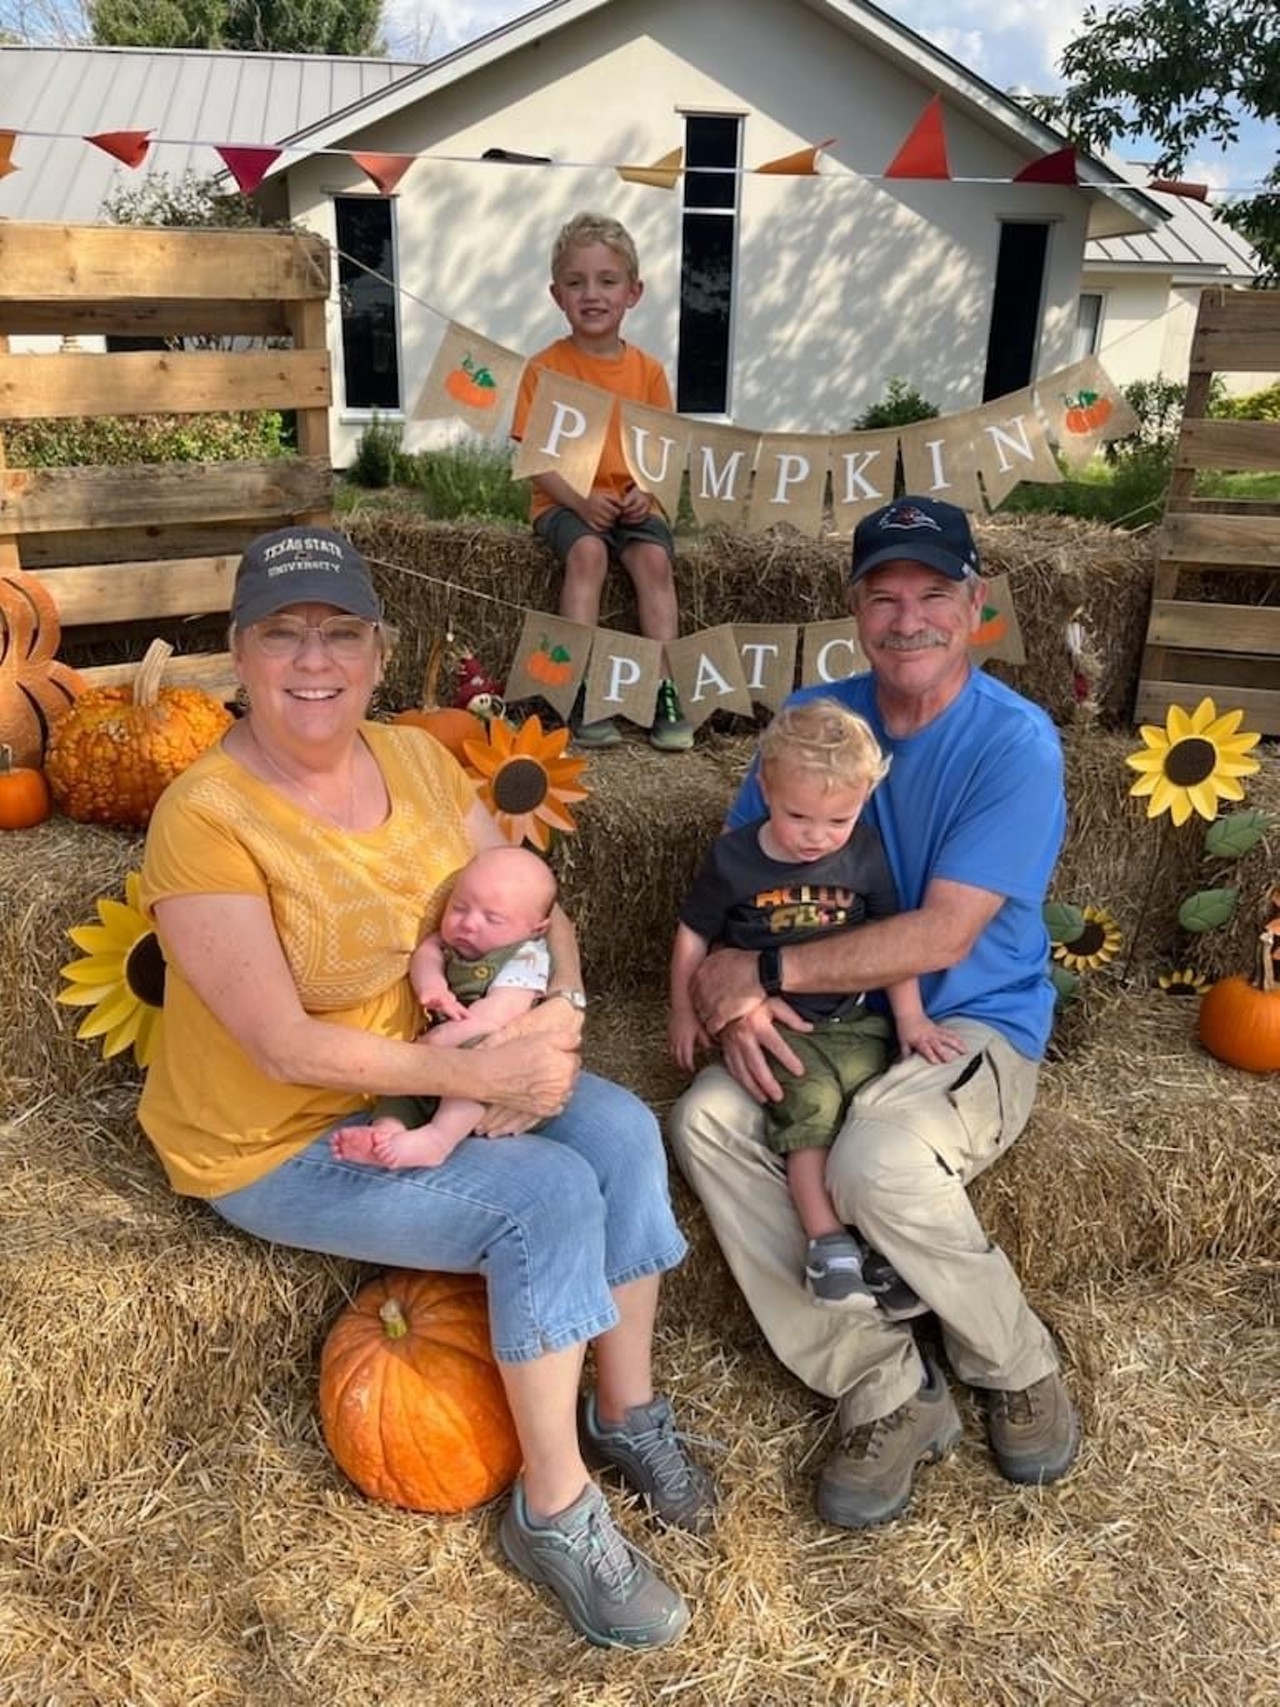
[729,669,1065,1058]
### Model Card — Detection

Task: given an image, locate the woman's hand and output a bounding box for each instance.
[470,1002,582,1135]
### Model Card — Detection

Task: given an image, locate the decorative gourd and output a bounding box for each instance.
[44,638,232,827]
[319,1270,520,1514]
[0,569,85,767]
[1197,905,1280,1074]
[392,637,486,759]
[0,741,51,828]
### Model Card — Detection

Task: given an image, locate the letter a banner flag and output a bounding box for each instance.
[512,370,612,497]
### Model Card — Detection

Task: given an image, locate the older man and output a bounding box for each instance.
[669,495,1079,1527]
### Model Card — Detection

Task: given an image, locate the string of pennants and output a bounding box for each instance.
[0,95,1224,197]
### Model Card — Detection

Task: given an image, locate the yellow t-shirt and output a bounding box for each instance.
[138,723,477,1198]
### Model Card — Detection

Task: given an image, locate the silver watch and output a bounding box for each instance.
[545,987,588,1012]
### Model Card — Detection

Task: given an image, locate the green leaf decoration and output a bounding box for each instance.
[1177,888,1238,933]
[1044,901,1086,945]
[1050,963,1081,1003]
[1204,809,1273,862]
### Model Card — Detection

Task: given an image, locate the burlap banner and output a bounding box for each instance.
[972,388,1063,508]
[504,611,592,719]
[665,625,755,730]
[686,421,761,528]
[747,433,832,536]
[969,572,1025,664]
[1037,356,1140,470]
[733,623,800,711]
[899,412,985,513]
[580,627,665,727]
[828,429,900,535]
[800,619,869,687]
[619,400,691,520]
[412,321,525,435]
[511,369,613,497]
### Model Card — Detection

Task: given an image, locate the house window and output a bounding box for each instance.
[982,221,1050,401]
[1073,292,1104,362]
[335,196,401,411]
[676,114,742,414]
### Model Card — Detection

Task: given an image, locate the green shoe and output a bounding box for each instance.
[650,678,693,752]
[570,714,622,749]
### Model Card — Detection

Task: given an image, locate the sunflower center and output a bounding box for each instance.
[1072,921,1107,957]
[1163,736,1216,788]
[125,932,167,1007]
[492,756,550,815]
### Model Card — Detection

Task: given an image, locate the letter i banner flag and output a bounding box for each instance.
[1037,356,1140,470]
[581,628,664,729]
[898,414,985,514]
[505,611,592,719]
[511,370,613,497]
[619,401,691,520]
[413,322,526,434]
[664,626,754,731]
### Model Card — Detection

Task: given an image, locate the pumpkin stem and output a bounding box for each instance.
[1260,923,1277,995]
[378,1297,410,1339]
[0,742,13,775]
[420,636,445,712]
[133,638,175,707]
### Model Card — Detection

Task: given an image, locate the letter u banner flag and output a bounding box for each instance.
[620,401,690,519]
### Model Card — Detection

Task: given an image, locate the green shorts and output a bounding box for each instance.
[535,505,674,566]
[764,1009,894,1155]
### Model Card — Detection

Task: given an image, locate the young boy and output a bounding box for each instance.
[512,210,691,753]
[669,700,964,1310]
[331,845,560,1170]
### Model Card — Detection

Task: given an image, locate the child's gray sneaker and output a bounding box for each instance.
[805,1231,875,1308]
[500,1479,689,1650]
[580,1393,716,1533]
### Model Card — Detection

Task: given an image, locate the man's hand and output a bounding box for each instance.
[688,945,773,1036]
[718,999,812,1104]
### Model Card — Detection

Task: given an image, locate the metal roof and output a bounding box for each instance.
[0,44,424,225]
[1085,158,1261,281]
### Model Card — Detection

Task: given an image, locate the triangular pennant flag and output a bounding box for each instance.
[481,147,552,165]
[1149,178,1210,200]
[617,147,683,189]
[755,137,835,176]
[352,152,415,195]
[884,96,950,180]
[1014,147,1078,185]
[0,131,18,180]
[85,130,152,169]
[216,145,283,194]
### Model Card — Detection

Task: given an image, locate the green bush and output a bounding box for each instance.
[349,416,403,489]
[398,441,529,522]
[1211,381,1280,422]
[5,411,286,466]
[852,377,939,431]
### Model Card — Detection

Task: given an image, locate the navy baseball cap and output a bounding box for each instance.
[850,496,981,586]
[231,527,381,628]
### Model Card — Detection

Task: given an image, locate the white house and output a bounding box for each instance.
[0,0,1166,465]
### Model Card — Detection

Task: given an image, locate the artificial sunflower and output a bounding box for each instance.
[1126,698,1261,827]
[1052,904,1122,973]
[463,714,589,852]
[1158,968,1208,998]
[57,870,166,1068]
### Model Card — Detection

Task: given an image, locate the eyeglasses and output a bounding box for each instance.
[250,614,380,660]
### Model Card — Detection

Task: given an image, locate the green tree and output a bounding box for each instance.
[1039,0,1279,282]
[90,0,383,53]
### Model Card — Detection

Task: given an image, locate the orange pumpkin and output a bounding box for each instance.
[445,368,499,410]
[394,703,486,760]
[0,740,51,828]
[0,570,85,768]
[1197,915,1280,1075]
[319,1270,521,1514]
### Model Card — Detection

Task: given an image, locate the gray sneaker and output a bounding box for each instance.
[580,1393,716,1533]
[983,1371,1080,1485]
[649,678,693,751]
[499,1480,689,1649]
[817,1360,962,1528]
[571,713,622,749]
[805,1232,875,1308]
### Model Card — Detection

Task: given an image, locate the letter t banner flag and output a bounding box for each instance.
[511,370,612,498]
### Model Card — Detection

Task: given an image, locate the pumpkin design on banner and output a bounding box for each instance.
[970,602,1008,648]
[0,570,86,767]
[523,635,575,688]
[1062,390,1114,435]
[444,353,500,411]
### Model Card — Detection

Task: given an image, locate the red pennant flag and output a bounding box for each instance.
[0,130,18,180]
[353,152,415,194]
[85,130,152,169]
[1149,178,1210,201]
[1014,147,1078,185]
[216,145,283,194]
[884,96,950,180]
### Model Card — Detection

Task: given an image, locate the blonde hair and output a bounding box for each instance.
[551,212,640,282]
[757,698,890,793]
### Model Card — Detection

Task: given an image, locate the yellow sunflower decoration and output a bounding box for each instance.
[464,715,589,852]
[1126,698,1261,826]
[57,871,166,1068]
[1053,905,1123,973]
[1158,968,1208,998]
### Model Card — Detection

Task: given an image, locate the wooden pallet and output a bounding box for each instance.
[0,222,334,701]
[1136,288,1280,732]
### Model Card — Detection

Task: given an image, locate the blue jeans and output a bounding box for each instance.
[211,1073,687,1364]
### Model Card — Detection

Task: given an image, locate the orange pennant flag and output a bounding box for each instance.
[1014,147,1078,184]
[85,130,152,169]
[353,152,415,195]
[755,137,835,176]
[617,147,683,189]
[216,145,283,194]
[1149,177,1210,200]
[884,96,950,180]
[0,130,18,180]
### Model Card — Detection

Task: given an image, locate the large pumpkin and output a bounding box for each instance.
[45,638,231,827]
[0,569,85,767]
[1197,904,1280,1075]
[318,1269,520,1513]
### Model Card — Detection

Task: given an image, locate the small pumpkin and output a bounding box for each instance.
[0,569,86,767]
[0,740,51,828]
[1196,907,1280,1075]
[45,638,232,828]
[319,1269,520,1514]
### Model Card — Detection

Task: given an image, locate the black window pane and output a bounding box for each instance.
[677,213,734,413]
[685,115,738,210]
[336,197,400,410]
[982,222,1048,401]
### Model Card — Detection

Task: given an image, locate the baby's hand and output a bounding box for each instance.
[668,1009,708,1074]
[414,976,468,1023]
[898,1018,967,1064]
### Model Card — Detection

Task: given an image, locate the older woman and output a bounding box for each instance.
[138,527,711,1651]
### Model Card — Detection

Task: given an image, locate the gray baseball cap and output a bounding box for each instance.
[231,527,380,628]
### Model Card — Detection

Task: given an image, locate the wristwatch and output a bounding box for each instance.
[544,987,588,1012]
[758,946,784,997]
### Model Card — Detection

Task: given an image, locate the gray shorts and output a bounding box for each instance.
[535,505,674,566]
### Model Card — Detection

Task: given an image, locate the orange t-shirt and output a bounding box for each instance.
[512,337,674,521]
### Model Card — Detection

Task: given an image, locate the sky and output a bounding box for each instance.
[385,0,1273,199]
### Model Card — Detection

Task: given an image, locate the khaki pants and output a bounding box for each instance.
[667,1019,1059,1428]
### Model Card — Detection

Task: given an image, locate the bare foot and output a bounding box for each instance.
[370,1120,462,1170]
[329,1120,398,1163]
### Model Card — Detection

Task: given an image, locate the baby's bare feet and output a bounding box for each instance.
[329,1121,394,1163]
[370,1121,460,1170]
